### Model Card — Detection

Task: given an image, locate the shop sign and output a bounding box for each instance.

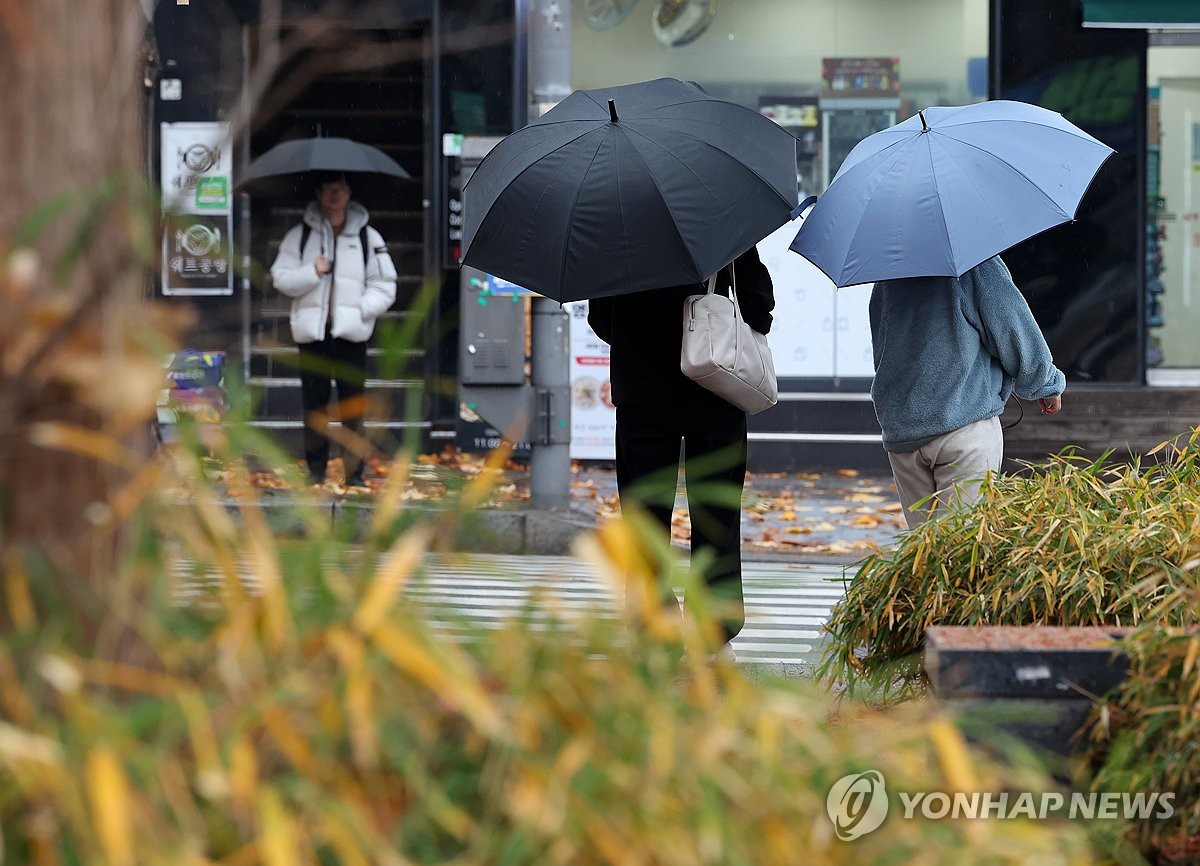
[160,121,233,296]
[821,57,901,100]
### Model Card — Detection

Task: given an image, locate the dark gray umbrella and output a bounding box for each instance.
[461,78,798,302]
[234,136,413,203]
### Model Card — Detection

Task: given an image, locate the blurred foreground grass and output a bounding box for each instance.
[0,417,1136,865]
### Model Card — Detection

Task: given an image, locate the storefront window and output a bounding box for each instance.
[1145,43,1200,381]
[571,0,989,381]
[572,0,989,197]
[996,0,1143,384]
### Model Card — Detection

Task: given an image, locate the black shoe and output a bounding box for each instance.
[345,473,368,489]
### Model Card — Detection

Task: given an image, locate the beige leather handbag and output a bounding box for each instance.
[681,264,778,415]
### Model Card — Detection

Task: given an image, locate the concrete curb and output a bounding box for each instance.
[184,496,599,556]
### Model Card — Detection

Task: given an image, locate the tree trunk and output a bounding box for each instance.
[0,0,149,590]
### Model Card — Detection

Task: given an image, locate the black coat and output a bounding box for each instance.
[587,246,775,413]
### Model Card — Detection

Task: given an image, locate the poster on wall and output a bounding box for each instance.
[566,302,616,461]
[162,212,232,294]
[160,121,233,296]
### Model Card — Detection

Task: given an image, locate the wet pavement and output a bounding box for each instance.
[558,463,905,562]
[246,455,907,563]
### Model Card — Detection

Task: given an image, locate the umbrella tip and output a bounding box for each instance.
[919,110,928,132]
[608,99,618,123]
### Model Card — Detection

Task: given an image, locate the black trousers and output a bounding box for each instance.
[295,337,368,482]
[614,403,748,643]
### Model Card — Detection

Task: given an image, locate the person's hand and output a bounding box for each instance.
[314,254,331,276]
[1038,395,1062,414]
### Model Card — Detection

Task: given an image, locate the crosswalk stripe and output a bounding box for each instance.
[169,552,854,670]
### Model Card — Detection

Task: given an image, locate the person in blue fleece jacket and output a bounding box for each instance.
[868,255,1065,527]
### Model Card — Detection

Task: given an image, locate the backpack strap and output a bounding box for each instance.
[299,223,371,267]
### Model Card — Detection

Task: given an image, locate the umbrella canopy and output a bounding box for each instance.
[234,136,413,204]
[789,100,1115,288]
[461,77,798,303]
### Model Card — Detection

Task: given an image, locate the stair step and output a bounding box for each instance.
[248,419,430,430]
[247,376,424,389]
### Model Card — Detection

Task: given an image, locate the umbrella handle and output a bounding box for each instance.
[791,195,818,221]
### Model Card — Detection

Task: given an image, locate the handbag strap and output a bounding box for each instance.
[705,263,745,322]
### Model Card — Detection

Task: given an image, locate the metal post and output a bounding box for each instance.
[513,0,530,129]
[238,24,253,380]
[526,0,572,508]
[530,298,570,507]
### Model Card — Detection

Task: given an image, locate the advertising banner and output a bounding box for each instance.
[160,121,233,296]
[566,301,616,460]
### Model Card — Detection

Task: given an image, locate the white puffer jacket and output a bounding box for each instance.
[270,201,398,344]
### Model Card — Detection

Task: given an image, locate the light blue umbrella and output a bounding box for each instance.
[789,100,1115,287]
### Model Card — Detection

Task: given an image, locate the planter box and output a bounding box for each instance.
[924,626,1130,757]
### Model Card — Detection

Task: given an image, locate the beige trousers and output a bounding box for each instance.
[887,415,1003,529]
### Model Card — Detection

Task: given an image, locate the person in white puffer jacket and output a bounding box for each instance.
[270,172,398,488]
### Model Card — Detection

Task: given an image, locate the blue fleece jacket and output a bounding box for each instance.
[868,255,1065,453]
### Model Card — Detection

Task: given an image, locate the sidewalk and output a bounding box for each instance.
[287,455,906,564]
[238,453,905,562]
[565,462,904,563]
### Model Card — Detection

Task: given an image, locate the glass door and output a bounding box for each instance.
[1146,44,1200,384]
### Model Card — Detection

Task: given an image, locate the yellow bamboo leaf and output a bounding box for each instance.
[245,525,291,650]
[0,648,34,725]
[108,459,164,524]
[371,457,413,537]
[81,657,186,700]
[1182,637,1200,681]
[86,746,134,866]
[353,525,432,635]
[372,624,506,736]
[262,707,319,776]
[258,787,299,866]
[229,737,260,814]
[27,422,140,470]
[3,561,36,632]
[928,717,978,793]
[177,690,222,784]
[585,814,629,864]
[345,670,379,769]
[1146,439,1170,456]
[320,815,373,866]
[574,519,649,589]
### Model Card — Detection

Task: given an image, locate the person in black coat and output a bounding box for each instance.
[587,245,775,650]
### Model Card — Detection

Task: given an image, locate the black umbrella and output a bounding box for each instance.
[461,78,798,303]
[234,136,413,205]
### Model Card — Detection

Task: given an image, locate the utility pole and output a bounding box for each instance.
[460,1,571,508]
[526,0,572,508]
